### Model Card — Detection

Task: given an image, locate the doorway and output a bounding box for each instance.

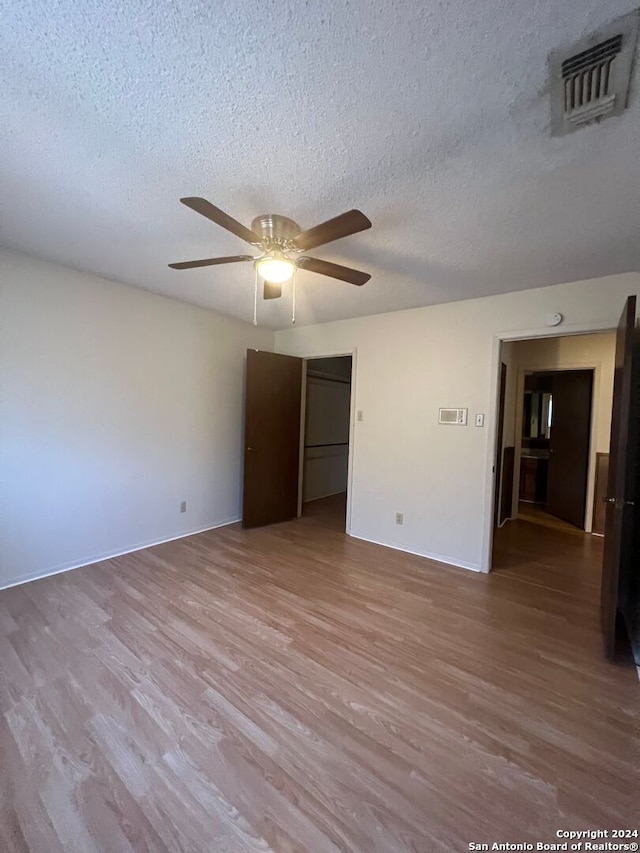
[300,355,353,530]
[242,348,355,533]
[489,331,617,584]
[490,330,617,548]
[518,369,593,530]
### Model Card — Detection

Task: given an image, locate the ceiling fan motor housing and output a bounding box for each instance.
[250,214,301,250]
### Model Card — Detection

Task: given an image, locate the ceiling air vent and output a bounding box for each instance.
[550,11,639,136]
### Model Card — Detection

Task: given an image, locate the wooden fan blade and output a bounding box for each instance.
[263,282,282,300]
[292,209,371,251]
[297,256,370,286]
[168,255,253,270]
[180,197,262,245]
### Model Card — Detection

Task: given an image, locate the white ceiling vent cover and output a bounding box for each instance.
[550,11,639,136]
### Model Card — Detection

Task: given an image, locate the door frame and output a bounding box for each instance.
[296,347,358,534]
[482,321,615,574]
[513,365,598,532]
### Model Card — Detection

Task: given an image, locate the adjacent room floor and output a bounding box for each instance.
[1,498,638,852]
[516,501,586,535]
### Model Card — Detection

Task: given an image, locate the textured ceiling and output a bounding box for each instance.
[2,0,639,329]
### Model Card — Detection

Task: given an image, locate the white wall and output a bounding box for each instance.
[275,272,640,572]
[505,332,616,532]
[0,250,273,587]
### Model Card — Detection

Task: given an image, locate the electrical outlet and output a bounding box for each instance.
[395,512,404,525]
[180,500,187,513]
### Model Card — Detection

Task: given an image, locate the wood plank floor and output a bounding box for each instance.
[516,501,586,535]
[1,495,638,852]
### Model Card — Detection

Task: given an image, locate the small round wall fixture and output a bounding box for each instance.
[546,312,563,327]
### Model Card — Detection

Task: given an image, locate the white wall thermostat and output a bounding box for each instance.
[439,408,468,425]
[546,312,563,327]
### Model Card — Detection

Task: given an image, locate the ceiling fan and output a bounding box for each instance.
[169,197,372,323]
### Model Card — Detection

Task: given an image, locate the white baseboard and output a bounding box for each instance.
[0,518,241,592]
[348,533,482,573]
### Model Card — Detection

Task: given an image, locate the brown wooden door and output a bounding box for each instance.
[546,370,593,528]
[242,350,303,528]
[493,362,507,528]
[601,296,638,659]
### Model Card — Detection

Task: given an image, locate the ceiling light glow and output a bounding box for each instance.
[255,255,295,284]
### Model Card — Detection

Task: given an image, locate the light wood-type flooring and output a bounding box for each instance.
[516,501,587,535]
[1,494,638,852]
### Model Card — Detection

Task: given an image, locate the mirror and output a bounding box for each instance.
[523,391,553,439]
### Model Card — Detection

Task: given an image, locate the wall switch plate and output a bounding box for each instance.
[475,414,485,427]
[395,512,404,525]
[180,501,187,513]
[357,410,364,422]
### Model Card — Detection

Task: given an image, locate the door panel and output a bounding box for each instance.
[493,362,507,528]
[546,370,593,528]
[601,296,638,659]
[242,350,303,528]
[500,447,515,525]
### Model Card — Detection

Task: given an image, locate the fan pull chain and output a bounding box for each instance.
[291,267,297,325]
[253,269,259,325]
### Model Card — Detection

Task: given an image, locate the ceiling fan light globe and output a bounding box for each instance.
[255,257,295,284]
